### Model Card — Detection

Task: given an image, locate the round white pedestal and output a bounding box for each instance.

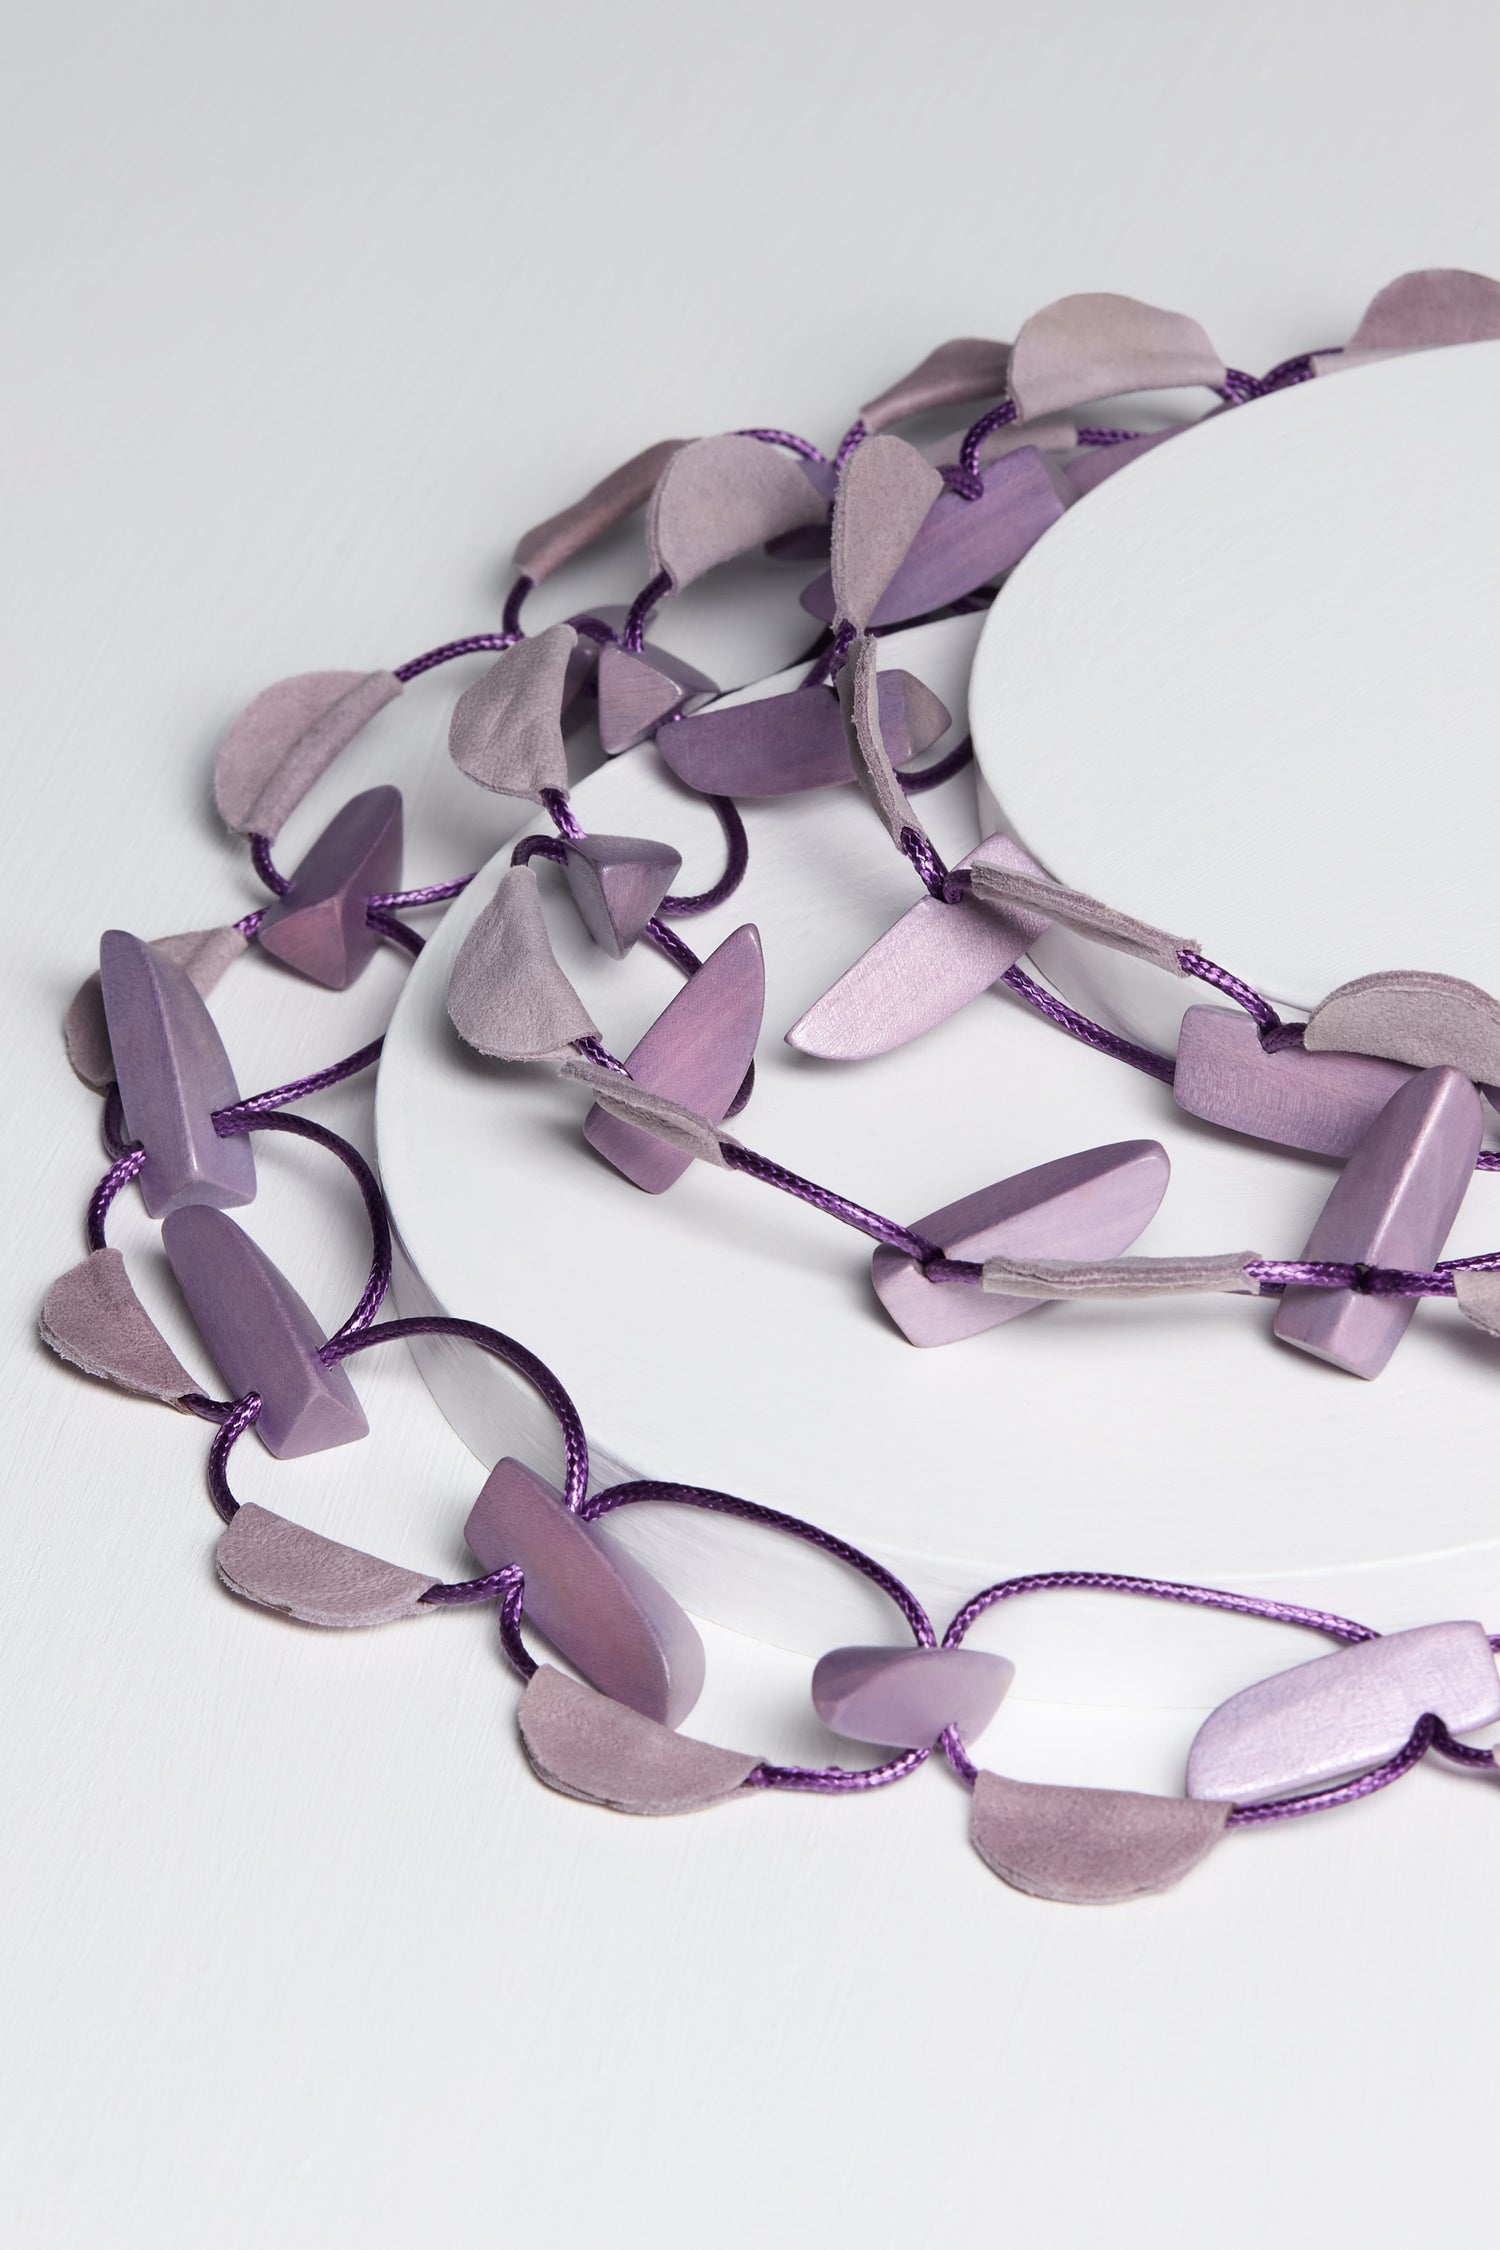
[377,351,1500,1706]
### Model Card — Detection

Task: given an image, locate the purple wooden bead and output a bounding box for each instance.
[1185,1621,1500,1805]
[812,1645,1014,1748]
[98,931,256,1219]
[256,786,403,989]
[596,643,718,755]
[559,834,683,957]
[1173,1006,1416,1157]
[654,672,948,799]
[1273,1065,1482,1378]
[584,925,765,1193]
[465,1459,705,1727]
[971,1772,1229,1904]
[800,449,1066,627]
[872,1141,1169,1346]
[787,834,1052,1063]
[161,1205,368,1458]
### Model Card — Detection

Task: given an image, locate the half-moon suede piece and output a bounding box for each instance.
[216,1502,435,1627]
[1454,1265,1500,1339]
[449,626,576,801]
[559,1058,730,1168]
[840,635,929,849]
[1345,268,1500,354]
[830,436,945,631]
[1008,292,1226,419]
[65,924,248,1090]
[513,439,689,583]
[970,1770,1229,1904]
[980,1250,1261,1299]
[859,337,1012,432]
[446,866,598,1062]
[646,435,827,590]
[966,861,1193,977]
[213,670,402,839]
[40,1248,201,1406]
[1303,970,1500,1084]
[518,1665,760,1815]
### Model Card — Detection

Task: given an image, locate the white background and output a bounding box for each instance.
[4,3,1500,2244]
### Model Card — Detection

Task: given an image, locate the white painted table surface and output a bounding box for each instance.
[6,5,1500,2245]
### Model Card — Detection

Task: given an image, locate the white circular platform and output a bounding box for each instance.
[377,349,1500,1706]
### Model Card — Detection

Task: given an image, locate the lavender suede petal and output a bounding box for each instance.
[829,435,945,631]
[162,1205,368,1458]
[1274,1066,1483,1378]
[655,672,944,799]
[858,337,1012,432]
[1303,969,1500,1084]
[1185,1621,1500,1805]
[1067,427,1184,498]
[979,1249,1259,1300]
[1345,269,1500,354]
[812,1645,1014,1748]
[99,930,256,1218]
[646,434,827,589]
[1174,1006,1416,1156]
[518,1666,758,1814]
[216,1503,434,1627]
[596,643,718,755]
[65,925,248,1091]
[513,439,689,583]
[1453,1266,1500,1340]
[214,670,402,839]
[560,1058,729,1169]
[40,1248,200,1406]
[466,1460,705,1726]
[255,786,402,989]
[449,625,576,801]
[584,925,764,1192]
[787,833,1052,1061]
[967,860,1193,977]
[446,865,598,1062]
[1008,293,1227,419]
[971,1771,1228,1904]
[872,1141,1170,1346]
[801,449,1067,627]
[840,635,926,847]
[558,833,682,956]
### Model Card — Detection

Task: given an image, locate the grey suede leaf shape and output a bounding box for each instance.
[513,439,689,583]
[448,625,576,801]
[646,434,826,590]
[1303,970,1500,1084]
[64,925,249,1090]
[40,1248,201,1406]
[980,1251,1261,1298]
[446,866,598,1061]
[966,861,1193,976]
[1008,293,1226,419]
[839,635,930,850]
[214,670,402,838]
[830,435,944,631]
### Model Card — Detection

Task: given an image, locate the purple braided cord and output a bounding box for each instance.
[248,833,291,898]
[585,1479,934,1793]
[899,826,957,901]
[368,876,474,911]
[366,905,423,957]
[393,631,520,684]
[1179,949,1283,1037]
[658,796,750,916]
[623,572,671,654]
[1075,425,1146,446]
[943,1569,1376,1653]
[1216,368,1262,405]
[570,613,620,649]
[540,788,586,841]
[502,575,533,638]
[85,1143,146,1250]
[939,461,984,501]
[512,832,567,870]
[217,1107,392,1336]
[958,397,1018,477]
[832,420,867,472]
[1228,1714,1438,1824]
[900,738,975,795]
[421,1561,527,1612]
[234,907,267,939]
[1000,965,1177,1083]
[721,1142,937,1262]
[206,1391,265,1519]
[213,1038,384,1128]
[644,916,702,977]
[573,1033,631,1075]
[735,427,828,465]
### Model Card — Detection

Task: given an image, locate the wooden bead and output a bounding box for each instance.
[256,786,403,989]
[98,931,256,1218]
[811,1645,1014,1748]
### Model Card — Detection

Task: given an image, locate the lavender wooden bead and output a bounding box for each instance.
[161,1206,368,1458]
[1173,1006,1416,1156]
[1185,1621,1500,1805]
[465,1459,705,1727]
[256,786,403,989]
[786,833,1051,1062]
[584,925,764,1193]
[803,447,1066,627]
[559,833,683,957]
[812,1645,1014,1748]
[871,1141,1170,1346]
[971,1772,1229,1904]
[596,644,717,754]
[98,931,256,1218]
[654,671,947,799]
[1273,1065,1482,1378]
